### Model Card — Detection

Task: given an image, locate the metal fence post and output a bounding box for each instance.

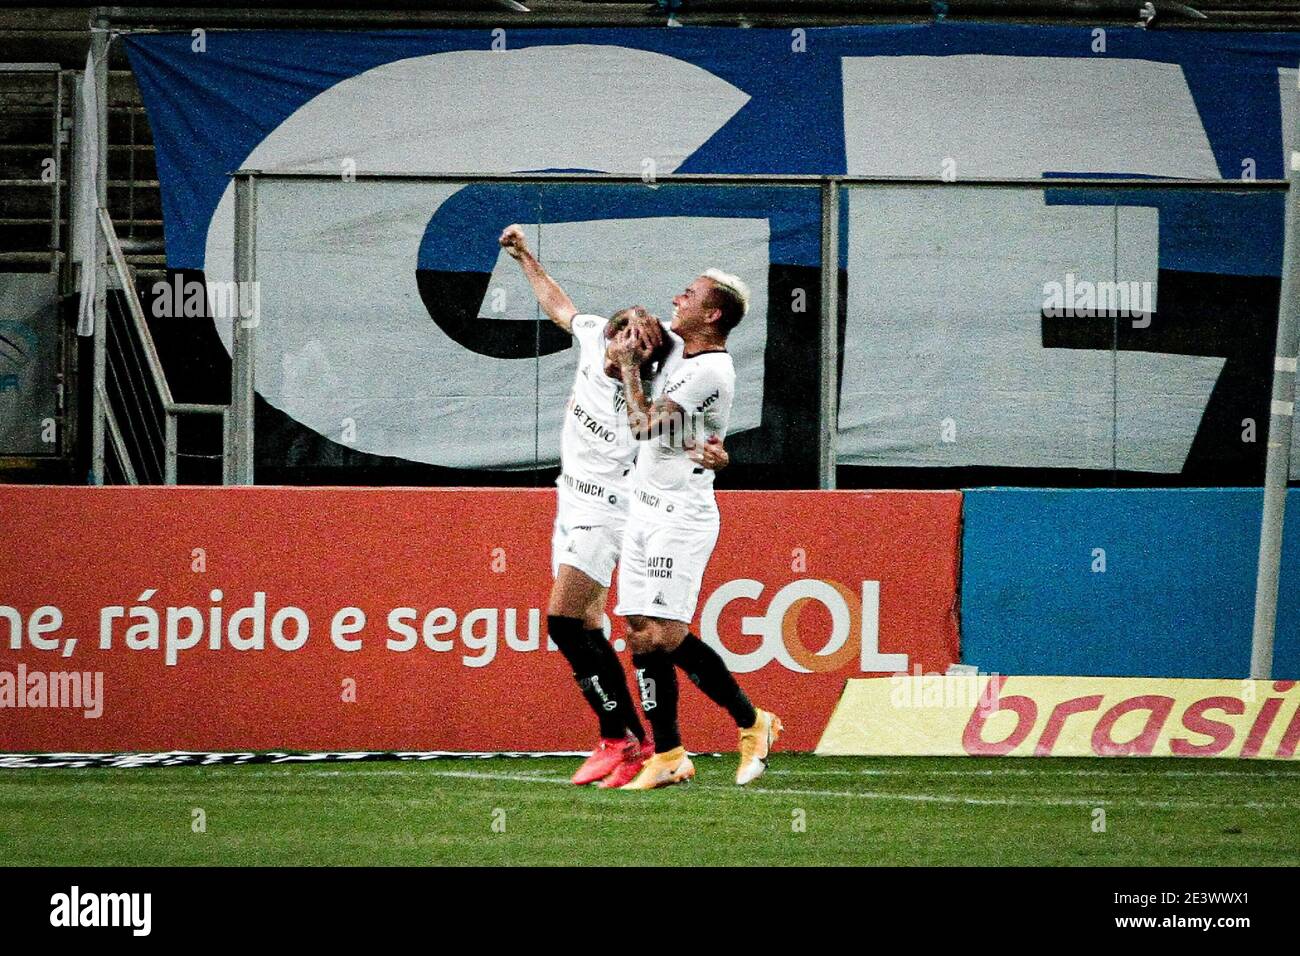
[1250,68,1300,680]
[164,412,177,484]
[230,173,257,484]
[818,178,840,490]
[50,66,64,275]
[88,12,109,484]
[220,409,230,484]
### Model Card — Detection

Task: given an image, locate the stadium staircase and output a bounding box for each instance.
[1,7,167,482]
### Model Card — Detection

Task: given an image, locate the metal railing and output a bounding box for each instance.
[229,167,1292,491]
[230,166,1298,676]
[95,207,227,484]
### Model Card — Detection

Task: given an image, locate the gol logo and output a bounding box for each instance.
[699,579,908,675]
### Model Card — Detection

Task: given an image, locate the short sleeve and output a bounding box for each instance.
[663,362,730,415]
[569,314,609,360]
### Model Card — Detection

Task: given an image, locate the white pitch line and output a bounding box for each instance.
[408,767,1300,811]
[746,784,1121,808]
[764,767,1300,780]
[738,783,1300,811]
[237,767,563,779]
[220,763,1300,781]
[174,764,1300,791]
[423,769,575,786]
[743,783,1298,810]
[235,764,579,780]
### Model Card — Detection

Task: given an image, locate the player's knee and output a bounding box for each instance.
[546,589,574,618]
[547,585,584,619]
[581,596,606,631]
[623,617,650,653]
[638,623,681,653]
[652,623,689,652]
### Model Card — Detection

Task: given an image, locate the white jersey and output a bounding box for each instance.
[628,330,735,526]
[557,314,638,515]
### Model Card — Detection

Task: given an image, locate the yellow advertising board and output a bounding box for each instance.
[815,675,1300,759]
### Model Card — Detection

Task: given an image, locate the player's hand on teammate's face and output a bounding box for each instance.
[607,327,640,368]
[498,224,528,259]
[686,435,729,470]
[627,310,663,358]
[622,325,658,365]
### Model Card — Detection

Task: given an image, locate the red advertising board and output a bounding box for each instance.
[0,487,960,752]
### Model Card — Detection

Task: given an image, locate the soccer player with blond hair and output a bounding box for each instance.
[606,269,781,790]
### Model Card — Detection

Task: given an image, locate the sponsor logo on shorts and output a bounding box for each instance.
[646,556,674,580]
[633,489,675,513]
[563,473,608,500]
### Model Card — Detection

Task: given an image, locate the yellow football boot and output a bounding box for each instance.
[619,745,695,790]
[736,709,783,785]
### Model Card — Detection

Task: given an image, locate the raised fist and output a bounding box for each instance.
[498,224,529,260]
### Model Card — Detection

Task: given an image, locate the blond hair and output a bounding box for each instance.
[702,268,750,331]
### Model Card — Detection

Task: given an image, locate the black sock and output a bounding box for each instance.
[548,615,623,739]
[670,633,757,728]
[585,628,646,744]
[632,649,680,752]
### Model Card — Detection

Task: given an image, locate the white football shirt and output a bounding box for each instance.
[557,314,638,515]
[628,329,735,526]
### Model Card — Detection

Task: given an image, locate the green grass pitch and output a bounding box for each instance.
[3,755,1299,866]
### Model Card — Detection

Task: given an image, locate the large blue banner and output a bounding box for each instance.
[961,488,1300,679]
[124,25,1300,480]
